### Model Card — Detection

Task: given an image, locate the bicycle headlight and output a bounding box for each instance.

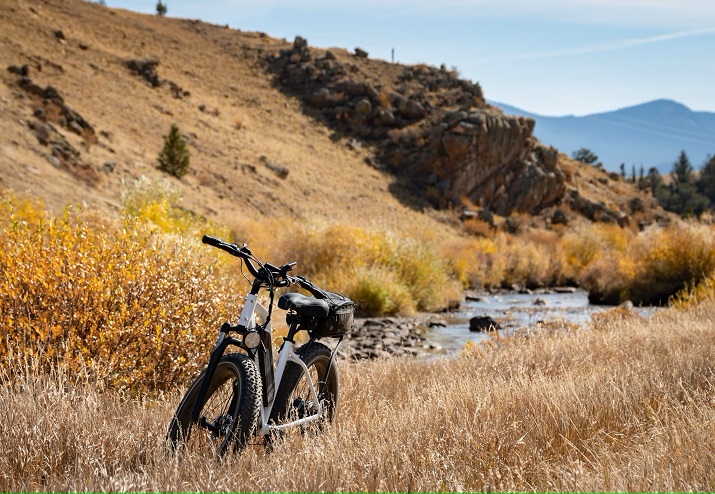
[243,330,261,349]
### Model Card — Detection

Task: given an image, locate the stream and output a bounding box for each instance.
[424,289,660,356]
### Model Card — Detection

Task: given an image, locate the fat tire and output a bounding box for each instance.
[269,342,339,429]
[167,352,261,455]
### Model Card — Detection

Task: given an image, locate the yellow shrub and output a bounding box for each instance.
[441,236,505,288]
[673,274,715,308]
[562,223,632,278]
[349,267,414,315]
[580,222,715,305]
[502,230,567,288]
[120,176,230,239]
[231,218,461,315]
[0,195,242,393]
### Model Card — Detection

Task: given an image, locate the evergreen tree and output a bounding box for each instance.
[657,182,709,218]
[158,123,189,178]
[697,154,715,203]
[671,150,693,184]
[647,167,662,191]
[654,152,710,217]
[156,0,167,16]
[571,148,599,165]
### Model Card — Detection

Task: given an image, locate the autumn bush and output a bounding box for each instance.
[579,222,715,305]
[120,176,230,239]
[232,218,462,315]
[0,192,241,392]
[441,235,506,288]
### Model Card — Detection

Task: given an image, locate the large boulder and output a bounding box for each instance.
[469,316,500,332]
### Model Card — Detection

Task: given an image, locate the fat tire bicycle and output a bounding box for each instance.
[166,235,354,456]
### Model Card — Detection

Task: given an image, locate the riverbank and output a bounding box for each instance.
[338,288,658,360]
[337,314,447,360]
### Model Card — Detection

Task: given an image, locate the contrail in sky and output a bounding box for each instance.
[472,27,715,63]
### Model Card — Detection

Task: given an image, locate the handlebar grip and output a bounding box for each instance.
[202,235,223,248]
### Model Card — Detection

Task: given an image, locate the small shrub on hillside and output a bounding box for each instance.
[120,176,230,239]
[462,217,493,237]
[157,123,189,178]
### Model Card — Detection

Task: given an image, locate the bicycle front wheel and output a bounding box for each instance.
[270,342,339,431]
[167,353,261,456]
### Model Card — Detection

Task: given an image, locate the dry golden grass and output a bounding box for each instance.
[2,301,714,491]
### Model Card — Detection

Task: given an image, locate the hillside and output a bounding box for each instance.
[493,100,715,174]
[0,0,665,233]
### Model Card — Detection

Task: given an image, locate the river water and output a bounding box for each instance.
[424,289,659,355]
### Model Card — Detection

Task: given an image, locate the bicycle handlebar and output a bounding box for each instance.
[202,234,299,288]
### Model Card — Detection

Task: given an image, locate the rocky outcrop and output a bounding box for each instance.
[125,58,161,87]
[15,76,96,142]
[385,108,565,214]
[567,189,629,226]
[125,58,190,98]
[268,37,566,215]
[8,70,101,186]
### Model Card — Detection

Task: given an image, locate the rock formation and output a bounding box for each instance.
[269,37,567,216]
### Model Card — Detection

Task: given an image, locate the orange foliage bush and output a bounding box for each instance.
[0,194,242,392]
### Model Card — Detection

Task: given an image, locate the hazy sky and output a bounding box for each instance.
[107,0,715,116]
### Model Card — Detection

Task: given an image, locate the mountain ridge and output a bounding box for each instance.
[492,99,715,173]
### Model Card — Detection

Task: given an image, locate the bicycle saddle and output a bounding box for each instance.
[278,292,329,318]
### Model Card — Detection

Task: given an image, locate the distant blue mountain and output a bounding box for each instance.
[491,99,715,174]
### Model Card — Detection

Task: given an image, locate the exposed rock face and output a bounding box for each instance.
[386,108,565,214]
[125,59,190,98]
[16,76,97,142]
[125,58,161,87]
[9,71,101,186]
[268,37,567,215]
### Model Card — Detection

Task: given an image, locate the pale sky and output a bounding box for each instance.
[107,0,715,116]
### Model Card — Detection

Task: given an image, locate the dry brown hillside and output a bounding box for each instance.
[0,0,666,232]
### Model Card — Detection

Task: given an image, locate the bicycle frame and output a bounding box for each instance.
[191,292,325,437]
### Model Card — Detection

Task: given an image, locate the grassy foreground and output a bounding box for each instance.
[2,301,714,492]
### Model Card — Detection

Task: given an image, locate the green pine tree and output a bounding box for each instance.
[571,148,598,165]
[671,150,693,184]
[156,0,167,16]
[158,123,189,178]
[697,154,715,203]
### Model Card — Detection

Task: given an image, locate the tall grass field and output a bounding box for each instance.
[2,303,714,491]
[2,185,715,490]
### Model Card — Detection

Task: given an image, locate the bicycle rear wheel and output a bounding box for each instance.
[270,342,339,432]
[167,353,261,456]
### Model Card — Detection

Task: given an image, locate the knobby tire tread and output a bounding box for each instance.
[167,353,261,455]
